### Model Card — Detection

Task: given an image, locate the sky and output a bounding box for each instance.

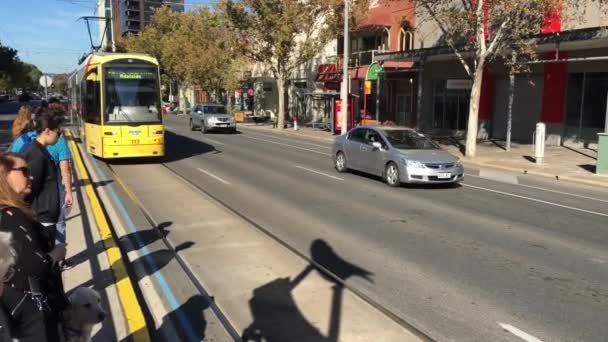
[0,0,215,74]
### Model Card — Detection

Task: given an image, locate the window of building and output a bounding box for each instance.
[565,72,608,140]
[399,27,414,51]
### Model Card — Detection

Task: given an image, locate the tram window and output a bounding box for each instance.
[83,77,101,124]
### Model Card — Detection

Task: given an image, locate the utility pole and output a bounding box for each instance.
[340,0,349,135]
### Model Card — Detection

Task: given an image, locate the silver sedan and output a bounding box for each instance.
[332,126,464,186]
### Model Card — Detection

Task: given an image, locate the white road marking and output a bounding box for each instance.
[243,130,332,149]
[465,173,608,203]
[498,323,543,342]
[295,165,344,181]
[463,183,608,217]
[200,137,225,146]
[197,168,231,185]
[240,135,331,156]
[478,169,519,184]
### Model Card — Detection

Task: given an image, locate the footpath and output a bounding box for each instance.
[241,123,608,189]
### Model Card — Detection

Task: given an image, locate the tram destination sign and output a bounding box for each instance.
[107,69,156,80]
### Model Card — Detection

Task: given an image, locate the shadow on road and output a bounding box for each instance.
[241,239,373,342]
[162,130,221,163]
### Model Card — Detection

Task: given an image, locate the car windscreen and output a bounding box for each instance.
[203,106,227,114]
[104,67,161,124]
[382,129,440,150]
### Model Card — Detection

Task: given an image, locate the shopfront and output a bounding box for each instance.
[565,71,608,141]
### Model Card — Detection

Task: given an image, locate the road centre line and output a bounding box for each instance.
[240,135,332,156]
[197,168,231,185]
[242,130,332,149]
[498,323,543,342]
[465,173,608,203]
[295,165,344,181]
[462,183,608,217]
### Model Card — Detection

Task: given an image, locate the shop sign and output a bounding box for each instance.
[446,79,473,90]
[364,80,372,95]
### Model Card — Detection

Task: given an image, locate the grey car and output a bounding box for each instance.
[332,126,464,186]
[190,104,237,133]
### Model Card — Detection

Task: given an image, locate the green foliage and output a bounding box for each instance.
[127,6,244,94]
[0,41,42,92]
[223,0,337,79]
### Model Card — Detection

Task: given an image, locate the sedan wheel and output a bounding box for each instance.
[385,162,400,187]
[335,152,348,173]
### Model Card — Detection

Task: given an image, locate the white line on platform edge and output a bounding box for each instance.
[197,168,231,185]
[241,135,331,156]
[465,173,608,203]
[499,323,543,342]
[295,165,344,181]
[463,183,608,217]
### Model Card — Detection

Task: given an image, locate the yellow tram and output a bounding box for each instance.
[68,53,164,159]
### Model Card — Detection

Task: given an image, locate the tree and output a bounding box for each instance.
[417,0,569,157]
[0,40,22,92]
[223,0,341,129]
[128,6,244,108]
[0,41,43,92]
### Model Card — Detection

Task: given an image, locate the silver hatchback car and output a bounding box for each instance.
[332,126,464,186]
[190,104,237,133]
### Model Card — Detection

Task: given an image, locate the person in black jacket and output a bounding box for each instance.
[0,231,15,341]
[0,152,67,342]
[23,113,63,232]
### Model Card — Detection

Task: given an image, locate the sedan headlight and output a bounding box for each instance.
[456,159,463,167]
[403,159,425,169]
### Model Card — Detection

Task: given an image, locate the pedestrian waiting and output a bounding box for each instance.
[0,152,68,342]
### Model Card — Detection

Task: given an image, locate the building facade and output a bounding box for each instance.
[374,1,608,145]
[98,0,184,46]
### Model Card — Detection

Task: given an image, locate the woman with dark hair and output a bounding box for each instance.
[23,114,63,230]
[0,152,67,342]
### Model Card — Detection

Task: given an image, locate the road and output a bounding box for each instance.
[89,115,608,341]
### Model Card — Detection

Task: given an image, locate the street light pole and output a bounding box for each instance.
[340,0,350,135]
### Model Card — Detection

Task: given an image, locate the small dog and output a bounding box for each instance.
[63,287,107,342]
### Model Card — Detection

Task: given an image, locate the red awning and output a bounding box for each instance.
[316,64,342,82]
[382,61,415,70]
[349,66,368,80]
[356,14,391,30]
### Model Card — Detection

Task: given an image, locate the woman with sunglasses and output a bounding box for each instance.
[0,153,67,342]
[22,114,63,234]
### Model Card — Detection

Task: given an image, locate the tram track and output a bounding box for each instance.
[105,158,434,341]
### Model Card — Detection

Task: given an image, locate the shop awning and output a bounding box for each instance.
[355,14,391,31]
[349,66,368,79]
[315,64,342,82]
[382,61,415,70]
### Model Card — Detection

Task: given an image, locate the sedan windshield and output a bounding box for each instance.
[204,106,227,114]
[382,129,440,150]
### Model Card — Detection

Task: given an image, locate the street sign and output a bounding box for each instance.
[446,79,472,90]
[39,75,53,100]
[39,75,53,88]
[364,80,372,95]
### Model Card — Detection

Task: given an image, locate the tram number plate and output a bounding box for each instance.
[131,139,140,145]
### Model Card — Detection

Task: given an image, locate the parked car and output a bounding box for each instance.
[332,126,464,186]
[190,104,236,133]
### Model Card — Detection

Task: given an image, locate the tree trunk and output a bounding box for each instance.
[277,77,286,130]
[506,65,516,152]
[465,61,485,157]
[179,86,186,114]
